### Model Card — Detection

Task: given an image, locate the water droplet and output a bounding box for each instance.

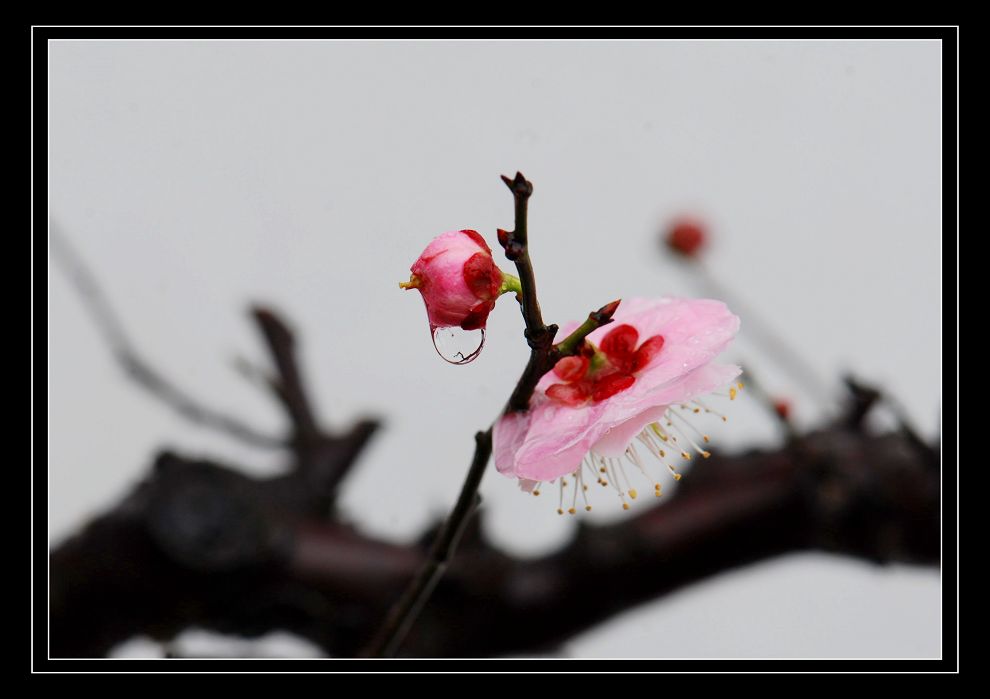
[431,325,485,364]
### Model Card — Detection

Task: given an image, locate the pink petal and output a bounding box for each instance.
[509,397,607,482]
[591,363,741,457]
[590,404,670,457]
[493,410,529,478]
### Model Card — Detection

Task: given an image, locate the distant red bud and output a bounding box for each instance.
[666,219,707,258]
[773,398,792,421]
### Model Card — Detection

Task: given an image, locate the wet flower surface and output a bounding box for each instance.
[400,229,506,331]
[494,297,741,511]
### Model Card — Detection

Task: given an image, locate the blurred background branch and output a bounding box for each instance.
[49,374,939,657]
[48,236,939,656]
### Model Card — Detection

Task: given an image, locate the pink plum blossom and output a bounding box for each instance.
[494,297,740,509]
[400,230,506,331]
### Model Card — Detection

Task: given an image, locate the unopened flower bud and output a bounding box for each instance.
[665,218,707,258]
[400,229,518,331]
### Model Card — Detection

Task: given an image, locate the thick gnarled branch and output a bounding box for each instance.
[49,422,938,658]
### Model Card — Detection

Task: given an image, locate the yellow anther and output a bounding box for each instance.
[557,508,564,515]
[701,451,711,459]
[703,435,710,443]
[568,507,576,515]
[585,505,593,511]
[681,451,691,460]
[622,503,630,511]
[532,490,540,496]
[729,387,737,400]
[628,488,638,499]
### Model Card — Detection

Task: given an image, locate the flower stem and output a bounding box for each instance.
[499,272,523,297]
[554,299,621,357]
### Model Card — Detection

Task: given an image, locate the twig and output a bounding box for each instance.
[247,305,380,500]
[363,172,548,656]
[497,172,544,335]
[554,299,621,356]
[363,172,561,657]
[362,294,626,657]
[691,260,837,413]
[497,172,561,413]
[738,363,797,440]
[50,224,284,449]
[251,307,321,444]
[359,429,493,657]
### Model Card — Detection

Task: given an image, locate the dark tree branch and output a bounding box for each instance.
[497,172,544,335]
[364,172,557,656]
[496,172,560,414]
[49,418,939,659]
[248,304,380,500]
[360,429,493,657]
[50,225,284,449]
[51,226,379,508]
[361,175,659,656]
[251,307,321,444]
[49,192,941,661]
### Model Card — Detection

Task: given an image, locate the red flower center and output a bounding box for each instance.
[545,324,665,407]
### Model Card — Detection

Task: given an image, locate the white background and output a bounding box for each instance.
[49,39,943,658]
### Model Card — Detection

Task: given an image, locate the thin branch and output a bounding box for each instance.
[363,172,556,657]
[504,298,621,414]
[50,225,284,449]
[691,260,837,412]
[497,172,562,413]
[359,428,493,657]
[497,172,544,335]
[251,307,321,443]
[738,362,797,440]
[360,296,625,658]
[554,299,621,356]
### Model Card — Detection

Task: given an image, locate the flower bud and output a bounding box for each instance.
[401,230,509,331]
[665,218,707,258]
